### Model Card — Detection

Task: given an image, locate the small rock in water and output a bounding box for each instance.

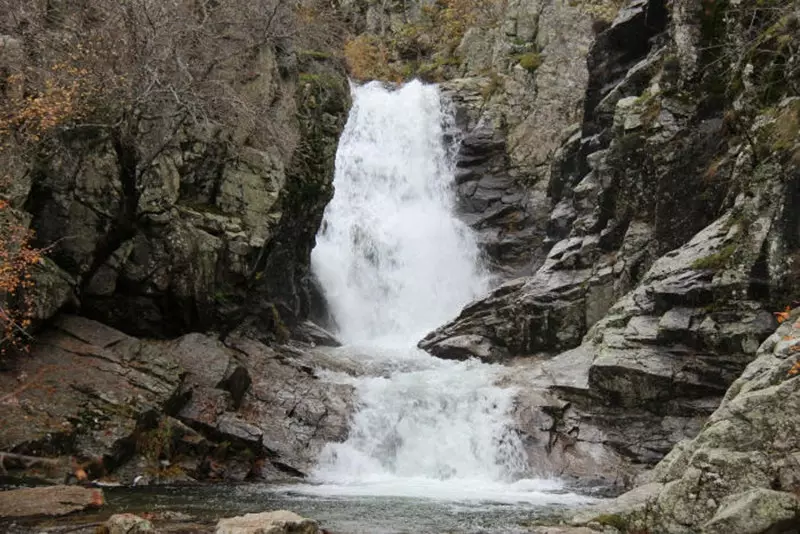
[105,513,155,533]
[215,510,319,534]
[0,485,104,518]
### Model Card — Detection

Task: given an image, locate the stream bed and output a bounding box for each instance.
[3,483,593,533]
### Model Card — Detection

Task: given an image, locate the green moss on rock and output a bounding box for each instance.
[517,52,542,72]
[593,513,629,530]
[692,243,738,270]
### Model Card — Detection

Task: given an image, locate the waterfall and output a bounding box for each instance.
[311,80,488,346]
[306,81,579,503]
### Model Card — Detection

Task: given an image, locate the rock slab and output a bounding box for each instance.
[0,485,103,518]
[215,510,319,534]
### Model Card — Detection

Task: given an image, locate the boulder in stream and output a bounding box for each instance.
[215,510,319,534]
[104,513,155,534]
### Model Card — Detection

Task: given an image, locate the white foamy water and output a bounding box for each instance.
[311,80,488,346]
[302,80,587,505]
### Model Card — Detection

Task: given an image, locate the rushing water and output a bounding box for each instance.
[306,81,585,506]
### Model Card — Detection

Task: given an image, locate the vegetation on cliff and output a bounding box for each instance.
[0,0,349,350]
[343,0,503,82]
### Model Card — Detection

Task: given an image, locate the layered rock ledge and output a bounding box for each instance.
[0,316,353,483]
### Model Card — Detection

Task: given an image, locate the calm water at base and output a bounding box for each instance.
[87,483,582,533]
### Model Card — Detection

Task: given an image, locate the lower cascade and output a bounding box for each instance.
[306,81,580,504]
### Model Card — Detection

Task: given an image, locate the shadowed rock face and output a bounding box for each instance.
[1,29,349,343]
[438,0,611,277]
[0,316,353,483]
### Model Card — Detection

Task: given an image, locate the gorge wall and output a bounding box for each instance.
[416,0,800,495]
[1,0,350,343]
[401,0,800,528]
[3,3,800,530]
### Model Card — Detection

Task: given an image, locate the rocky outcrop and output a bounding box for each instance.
[498,204,780,486]
[573,314,800,533]
[420,0,800,488]
[0,315,353,483]
[441,0,627,274]
[1,6,349,344]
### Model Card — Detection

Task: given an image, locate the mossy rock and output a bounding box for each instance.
[517,52,542,73]
[691,243,738,270]
[593,513,629,530]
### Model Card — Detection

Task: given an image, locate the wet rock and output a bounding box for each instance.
[0,486,103,518]
[223,337,354,475]
[216,414,264,447]
[218,366,253,410]
[171,333,231,388]
[0,316,183,470]
[424,334,510,363]
[179,387,233,427]
[293,321,341,347]
[215,510,319,534]
[105,513,155,534]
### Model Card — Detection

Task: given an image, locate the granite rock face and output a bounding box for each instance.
[0,9,349,343]
[0,316,353,483]
[573,314,800,533]
[420,0,800,489]
[440,0,625,274]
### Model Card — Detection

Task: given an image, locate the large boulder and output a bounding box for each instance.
[215,511,319,534]
[105,513,155,534]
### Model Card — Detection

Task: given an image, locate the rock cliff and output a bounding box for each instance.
[0,0,350,482]
[413,0,800,493]
[572,312,800,532]
[1,1,349,343]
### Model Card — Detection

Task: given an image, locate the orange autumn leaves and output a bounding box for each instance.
[0,196,41,354]
[0,48,97,355]
[0,66,81,352]
[0,62,92,144]
[775,305,800,377]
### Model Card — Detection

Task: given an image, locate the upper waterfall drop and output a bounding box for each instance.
[311,80,488,346]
